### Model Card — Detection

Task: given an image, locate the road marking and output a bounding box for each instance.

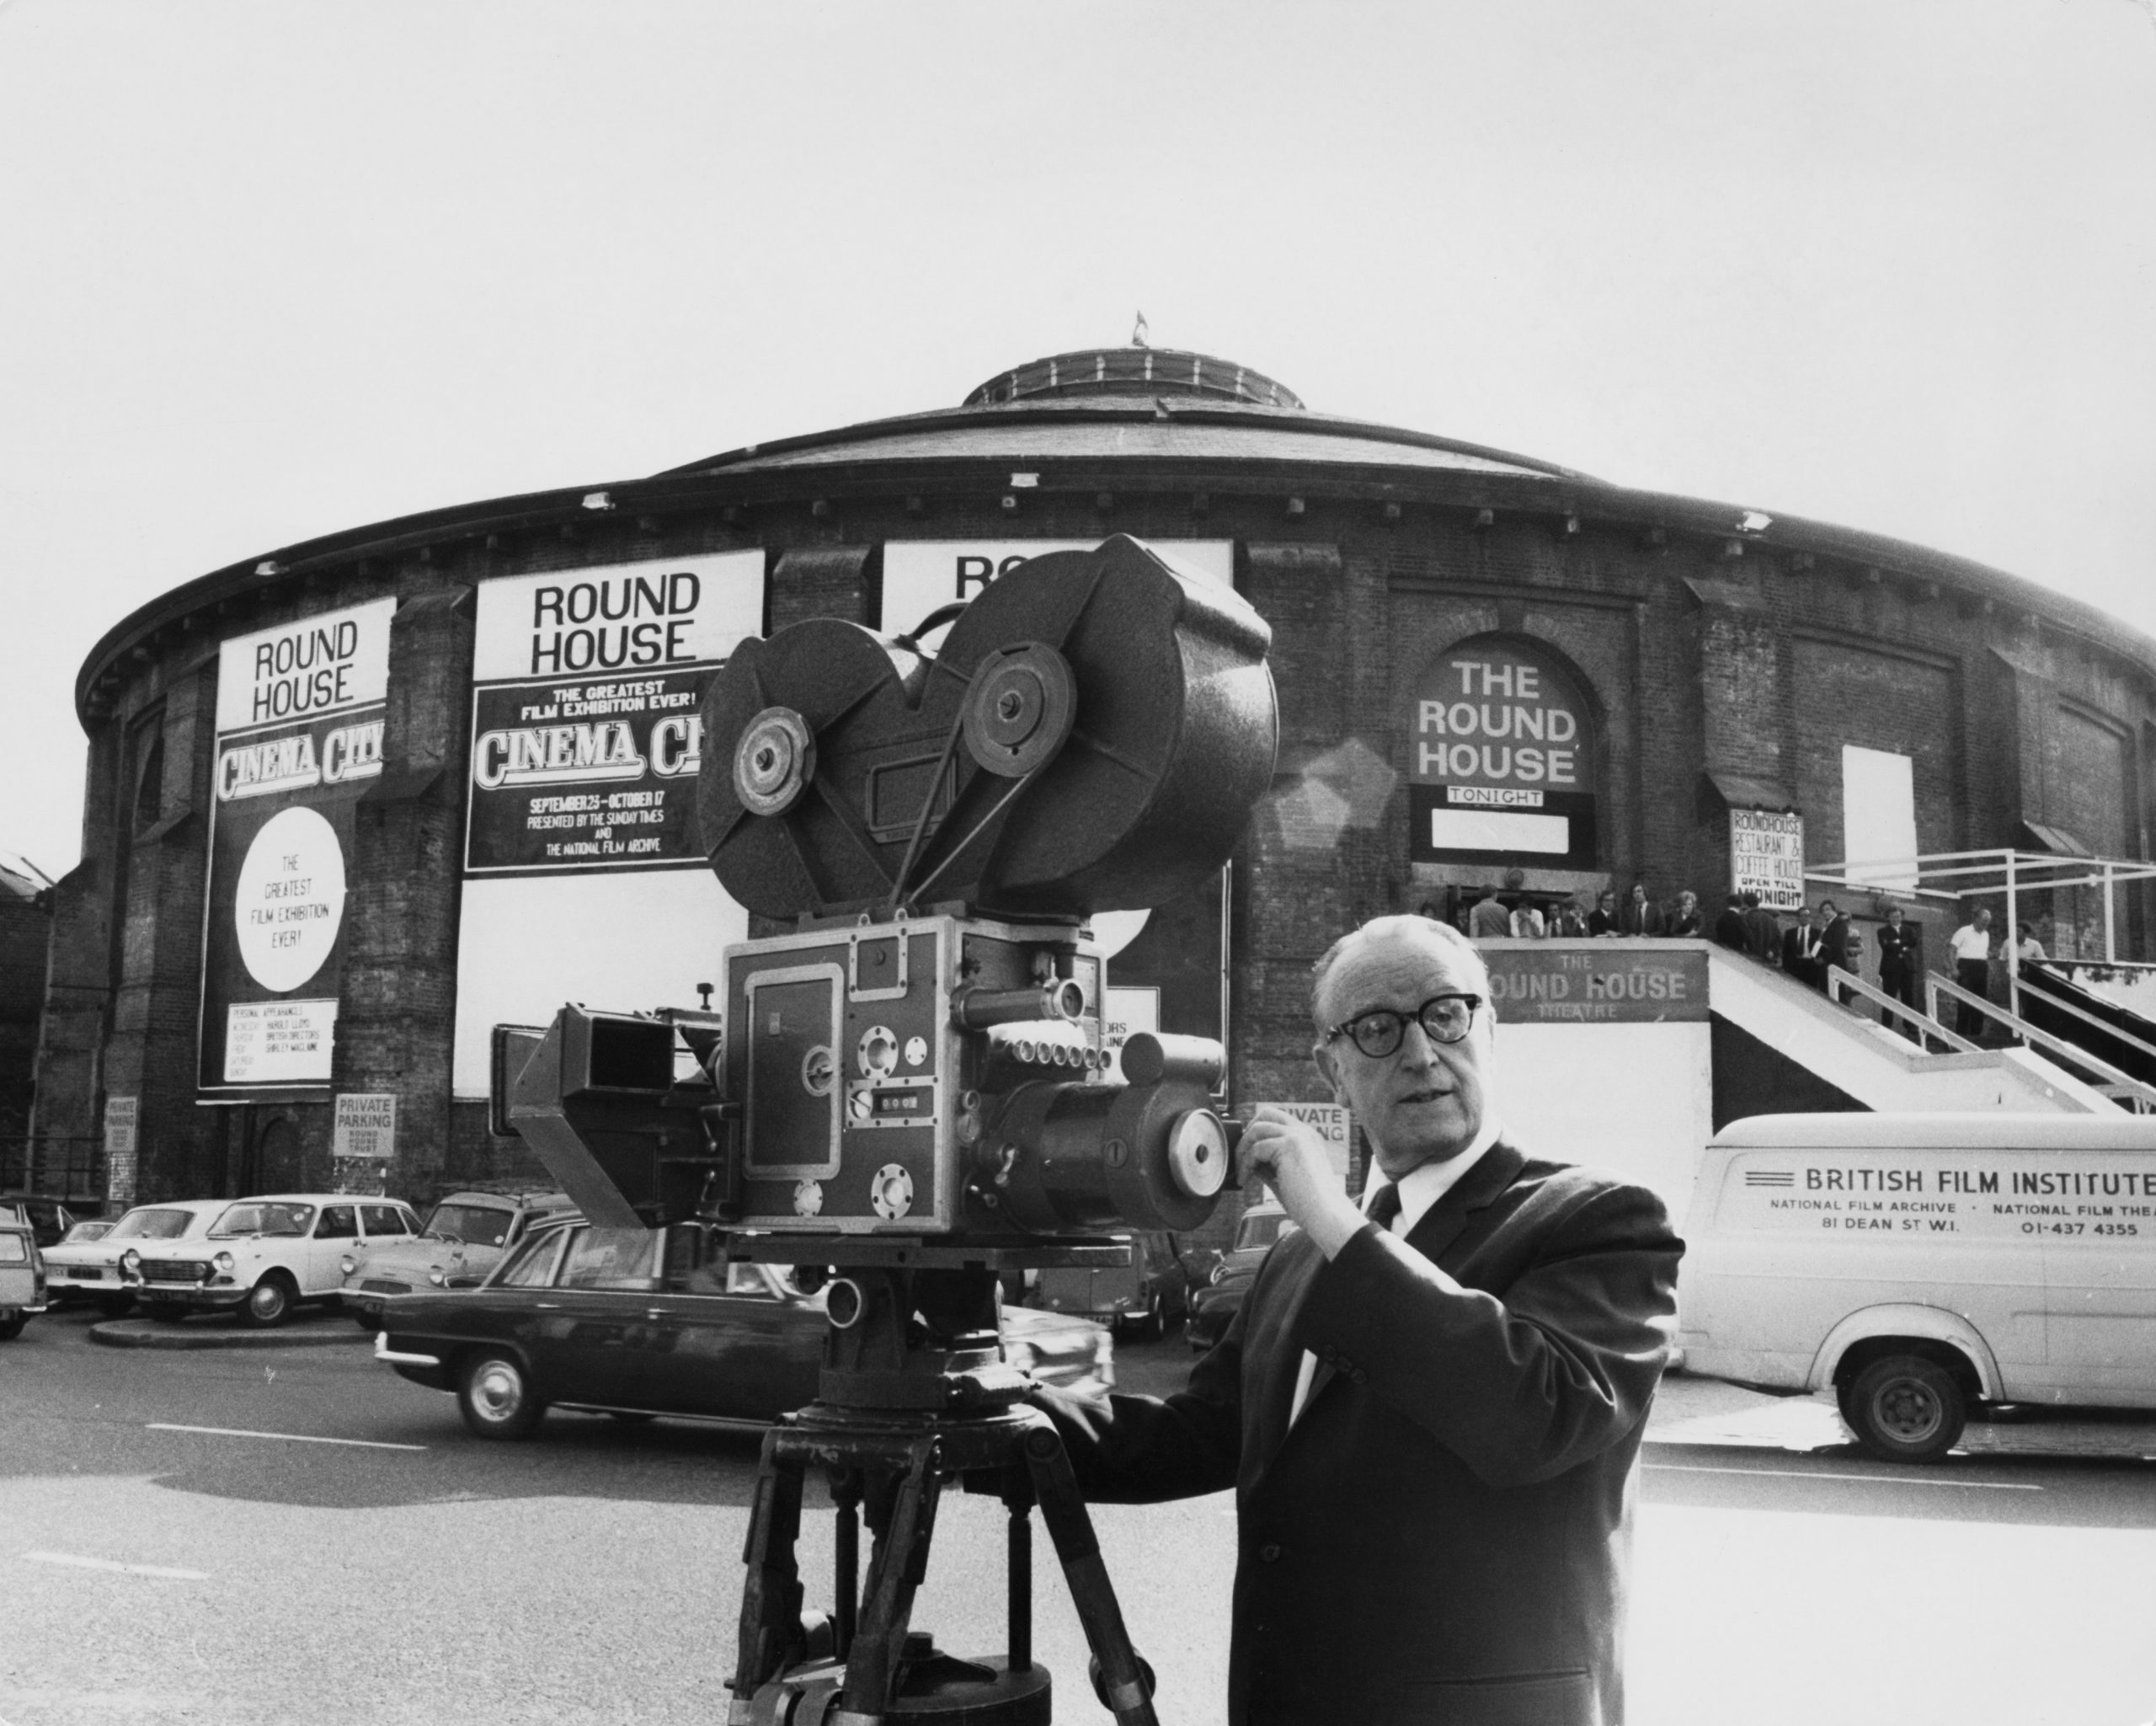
[1646,1461,2041,1491]
[24,1550,209,1579]
[146,1422,426,1452]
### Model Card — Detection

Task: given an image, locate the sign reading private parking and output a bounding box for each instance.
[199,597,392,1093]
[1408,642,1598,868]
[464,553,764,874]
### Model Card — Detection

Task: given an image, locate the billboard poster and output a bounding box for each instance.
[1732,808,1806,911]
[1408,641,1598,868]
[451,553,765,1097]
[464,554,766,876]
[198,598,394,1093]
[880,539,1234,639]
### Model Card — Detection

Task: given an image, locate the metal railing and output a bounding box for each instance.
[1923,972,2156,1112]
[0,1136,105,1200]
[1823,965,1978,1053]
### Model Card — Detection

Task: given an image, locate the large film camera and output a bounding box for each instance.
[506,533,1276,1252]
[498,535,1277,1726]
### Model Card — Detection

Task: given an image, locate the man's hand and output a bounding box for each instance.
[1236,1105,1368,1260]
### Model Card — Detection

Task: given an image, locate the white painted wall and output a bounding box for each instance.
[1501,1021,1712,1221]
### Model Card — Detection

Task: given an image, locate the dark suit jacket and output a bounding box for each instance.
[1782,922,1823,985]
[1039,1145,1683,1726]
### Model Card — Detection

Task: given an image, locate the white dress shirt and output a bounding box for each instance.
[1286,1119,1504,1424]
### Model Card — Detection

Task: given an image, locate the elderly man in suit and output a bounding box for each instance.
[1038,914,1683,1726]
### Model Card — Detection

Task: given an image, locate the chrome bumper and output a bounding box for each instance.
[373,1331,440,1368]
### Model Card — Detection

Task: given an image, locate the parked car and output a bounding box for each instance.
[0,1216,47,1339]
[77,1200,227,1319]
[376,1216,1113,1439]
[1186,1200,1298,1352]
[39,1216,133,1314]
[1,1193,83,1250]
[1033,1230,1197,1339]
[340,1189,573,1328]
[125,1193,423,1327]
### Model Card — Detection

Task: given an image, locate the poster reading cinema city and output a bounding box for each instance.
[198,596,394,1093]
[1409,639,1599,868]
[463,553,765,874]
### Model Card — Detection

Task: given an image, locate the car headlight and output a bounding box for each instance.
[213,1252,235,1273]
[121,1248,141,1272]
[339,1255,357,1275]
[426,1269,446,1286]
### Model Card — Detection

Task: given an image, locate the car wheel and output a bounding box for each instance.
[0,1315,24,1341]
[1133,1292,1164,1343]
[239,1273,296,1329]
[1844,1354,1967,1463]
[147,1301,189,1324]
[354,1310,381,1330]
[95,1293,134,1319]
[459,1351,544,1440]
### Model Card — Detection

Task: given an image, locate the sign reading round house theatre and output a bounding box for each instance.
[1410,640,1598,868]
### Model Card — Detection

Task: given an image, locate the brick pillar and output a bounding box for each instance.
[1235,542,1349,1109]
[334,588,475,1202]
[1686,571,1792,891]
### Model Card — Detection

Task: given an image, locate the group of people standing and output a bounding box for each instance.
[1461,878,1705,941]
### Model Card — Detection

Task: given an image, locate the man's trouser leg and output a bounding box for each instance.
[1956,959,1989,1038]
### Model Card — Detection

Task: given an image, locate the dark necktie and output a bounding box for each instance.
[1366,1184,1402,1231]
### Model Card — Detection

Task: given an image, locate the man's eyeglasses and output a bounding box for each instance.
[1324,993,1482,1058]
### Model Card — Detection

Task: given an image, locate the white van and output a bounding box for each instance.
[1680,1113,2156,1462]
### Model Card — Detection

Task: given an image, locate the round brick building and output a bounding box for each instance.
[32,345,2156,1212]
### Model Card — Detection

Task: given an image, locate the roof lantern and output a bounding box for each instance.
[963,346,1305,410]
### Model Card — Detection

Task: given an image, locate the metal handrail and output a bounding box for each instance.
[1823,965,1979,1053]
[1924,970,2156,1111]
[2012,970,2156,1071]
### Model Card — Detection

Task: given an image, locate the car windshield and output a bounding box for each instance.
[107,1208,198,1241]
[211,1201,315,1238]
[424,1204,514,1248]
[61,1221,114,1243]
[1234,1211,1289,1252]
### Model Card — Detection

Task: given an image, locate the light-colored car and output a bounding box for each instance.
[339,1189,574,1328]
[0,1217,47,1339]
[84,1201,227,1319]
[125,1193,423,1328]
[39,1216,135,1314]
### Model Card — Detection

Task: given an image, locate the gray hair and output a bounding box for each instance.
[1310,912,1495,1037]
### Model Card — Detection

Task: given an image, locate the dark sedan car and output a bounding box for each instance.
[376,1216,1113,1438]
[1185,1200,1296,1352]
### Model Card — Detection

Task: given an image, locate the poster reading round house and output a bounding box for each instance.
[464,553,766,874]
[1483,948,1710,1024]
[199,596,394,1093]
[1408,641,1598,868]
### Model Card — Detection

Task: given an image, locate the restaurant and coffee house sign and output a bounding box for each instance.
[1409,639,1598,868]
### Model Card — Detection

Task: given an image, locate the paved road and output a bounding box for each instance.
[4,1309,2155,1725]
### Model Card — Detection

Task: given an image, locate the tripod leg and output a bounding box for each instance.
[840,1434,944,1719]
[1001,1468,1033,1674]
[1020,1419,1159,1726]
[830,1469,862,1660]
[733,1429,808,1707]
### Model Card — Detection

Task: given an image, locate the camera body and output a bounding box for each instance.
[500,535,1275,1258]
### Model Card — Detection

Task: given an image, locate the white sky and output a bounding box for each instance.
[2,0,2152,880]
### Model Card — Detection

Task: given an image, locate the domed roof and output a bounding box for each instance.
[963,346,1305,409]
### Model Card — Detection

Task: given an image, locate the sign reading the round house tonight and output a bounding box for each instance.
[1408,641,1598,868]
[233,804,348,991]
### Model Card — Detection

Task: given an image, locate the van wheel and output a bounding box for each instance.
[1844,1355,1967,1463]
[0,1315,24,1341]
